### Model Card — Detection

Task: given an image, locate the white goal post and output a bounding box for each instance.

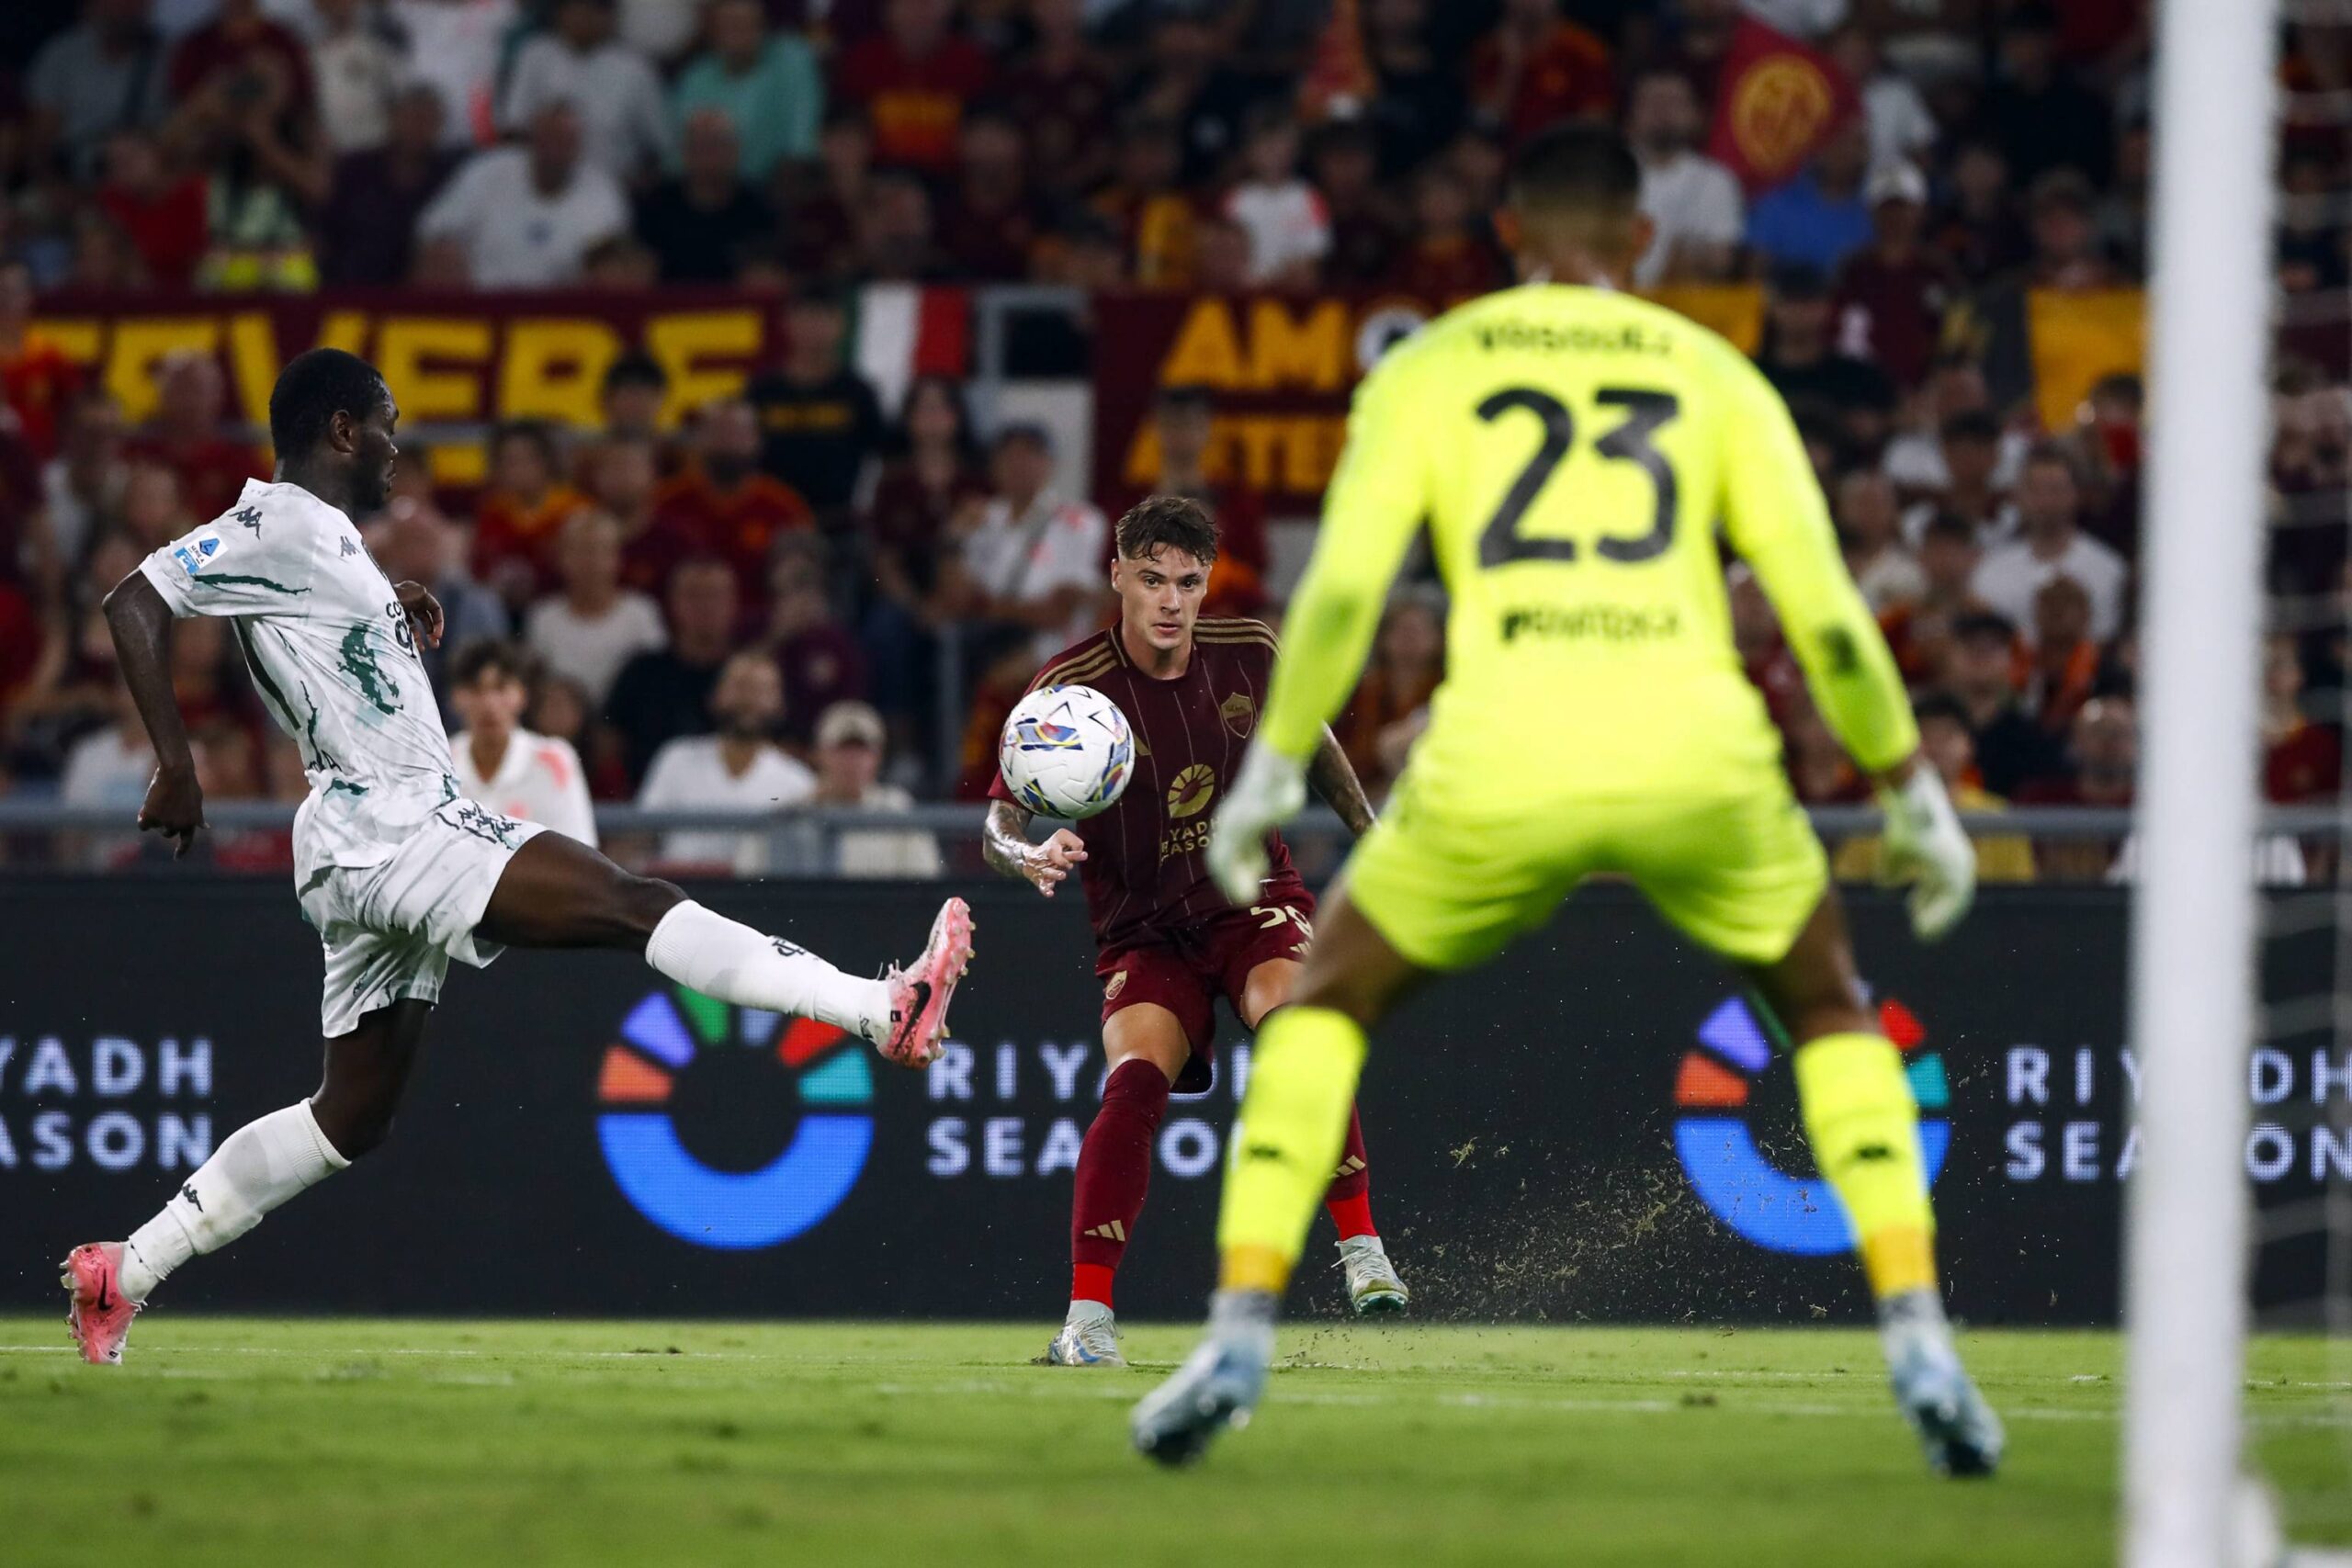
[2122,1,2281,1565]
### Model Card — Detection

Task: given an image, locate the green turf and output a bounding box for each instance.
[0,1319,2344,1566]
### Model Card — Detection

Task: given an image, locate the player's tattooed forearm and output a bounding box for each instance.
[1309,726,1378,837]
[981,800,1037,881]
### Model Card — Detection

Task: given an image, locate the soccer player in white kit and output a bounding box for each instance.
[59,349,975,1363]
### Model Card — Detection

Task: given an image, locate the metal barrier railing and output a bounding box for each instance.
[0,801,2339,882]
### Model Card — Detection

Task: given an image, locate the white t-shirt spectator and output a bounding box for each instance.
[1861,74,1938,175]
[61,725,154,808]
[451,727,598,847]
[390,0,519,145]
[1740,0,1848,36]
[1883,426,2030,501]
[1635,151,1744,288]
[524,591,666,705]
[963,496,1109,663]
[831,783,944,878]
[1222,179,1331,285]
[500,35,673,180]
[416,146,628,287]
[1971,534,2130,642]
[638,737,816,873]
[312,27,405,152]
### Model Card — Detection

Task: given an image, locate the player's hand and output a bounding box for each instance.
[394,580,443,649]
[1208,741,1309,906]
[1023,829,1087,897]
[1874,765,1975,942]
[138,761,207,859]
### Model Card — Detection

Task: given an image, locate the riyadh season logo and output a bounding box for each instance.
[1671,995,1951,1256]
[596,987,873,1249]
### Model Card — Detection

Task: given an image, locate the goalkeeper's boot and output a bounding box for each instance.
[60,1243,140,1366]
[1338,1235,1409,1315]
[1882,1291,2004,1477]
[1132,1291,1275,1467]
[1044,1300,1125,1366]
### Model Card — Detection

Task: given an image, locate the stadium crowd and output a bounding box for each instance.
[0,0,2341,880]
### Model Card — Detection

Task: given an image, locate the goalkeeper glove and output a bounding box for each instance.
[1207,741,1309,905]
[1875,765,1976,942]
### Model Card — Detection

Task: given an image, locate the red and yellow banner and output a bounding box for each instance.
[1707,17,1860,193]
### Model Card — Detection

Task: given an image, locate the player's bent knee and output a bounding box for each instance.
[308,1092,395,1160]
[617,874,686,941]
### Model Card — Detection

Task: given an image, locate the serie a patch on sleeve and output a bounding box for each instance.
[173,536,223,575]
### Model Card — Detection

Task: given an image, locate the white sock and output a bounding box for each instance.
[645,901,891,1043]
[119,1101,350,1302]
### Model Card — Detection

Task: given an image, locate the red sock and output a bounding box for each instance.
[1069,1058,1169,1308]
[1323,1103,1377,1240]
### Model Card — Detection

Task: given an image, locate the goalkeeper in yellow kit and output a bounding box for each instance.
[1131,124,2001,1476]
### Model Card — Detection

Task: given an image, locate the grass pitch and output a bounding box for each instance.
[0,1319,2344,1566]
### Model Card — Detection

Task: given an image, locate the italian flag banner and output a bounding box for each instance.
[851,284,971,416]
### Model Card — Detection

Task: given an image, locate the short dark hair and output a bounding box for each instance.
[1920,511,1979,548]
[1156,383,1215,414]
[1913,692,1973,730]
[1952,609,2019,647]
[1115,493,1219,565]
[1507,122,1641,220]
[993,422,1051,456]
[450,638,535,689]
[1940,409,2002,446]
[603,351,668,394]
[269,348,388,458]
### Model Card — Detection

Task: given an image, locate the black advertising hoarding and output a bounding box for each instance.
[0,878,2337,1325]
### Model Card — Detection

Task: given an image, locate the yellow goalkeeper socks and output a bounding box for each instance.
[1217,1007,1369,1295]
[1793,1031,1939,1300]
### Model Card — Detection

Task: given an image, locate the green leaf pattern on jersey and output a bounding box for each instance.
[338,624,402,716]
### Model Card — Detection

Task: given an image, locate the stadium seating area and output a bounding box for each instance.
[0,0,2339,877]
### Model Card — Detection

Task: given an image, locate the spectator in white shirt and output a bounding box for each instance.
[638,649,816,873]
[304,0,405,153]
[447,640,599,846]
[1627,69,1743,287]
[390,0,518,147]
[956,425,1110,664]
[1828,24,1937,175]
[415,99,628,287]
[525,509,666,705]
[1221,105,1329,288]
[500,0,671,182]
[1971,445,2129,642]
[1837,468,1925,614]
[809,700,942,878]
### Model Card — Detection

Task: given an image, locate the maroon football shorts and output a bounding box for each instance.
[1095,890,1318,1094]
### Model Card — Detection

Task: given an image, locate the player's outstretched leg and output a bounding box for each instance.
[1749,896,2003,1478]
[1134,894,1423,1465]
[67,999,432,1363]
[477,830,972,1066]
[1049,1007,1188,1367]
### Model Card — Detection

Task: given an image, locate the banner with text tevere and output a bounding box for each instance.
[0,879,2335,1325]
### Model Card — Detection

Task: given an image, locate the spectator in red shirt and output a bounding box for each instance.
[939,105,1043,281]
[651,398,816,602]
[1468,0,1614,148]
[588,434,675,599]
[319,82,459,287]
[1000,0,1114,199]
[831,0,993,175]
[763,532,867,750]
[854,168,949,282]
[1387,160,1508,299]
[1110,384,1271,619]
[96,128,209,288]
[125,351,267,523]
[166,0,313,122]
[1833,161,1956,392]
[1928,140,2032,288]
[2264,634,2343,803]
[1310,120,1404,287]
[860,374,986,728]
[0,262,85,462]
[2022,575,2099,738]
[1088,111,1201,288]
[471,420,592,606]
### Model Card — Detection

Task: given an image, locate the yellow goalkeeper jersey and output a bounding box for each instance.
[1262,282,1916,806]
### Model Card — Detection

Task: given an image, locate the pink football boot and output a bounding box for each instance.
[61,1243,140,1366]
[876,897,974,1068]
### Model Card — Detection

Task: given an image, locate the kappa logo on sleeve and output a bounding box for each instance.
[172,536,224,575]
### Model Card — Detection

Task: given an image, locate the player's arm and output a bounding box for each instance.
[1210,355,1427,902]
[982,798,1087,898]
[100,571,203,856]
[1306,723,1376,836]
[1716,350,1972,939]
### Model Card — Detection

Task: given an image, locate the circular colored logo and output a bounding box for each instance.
[1670,995,1951,1256]
[595,987,874,1250]
[1729,58,1838,183]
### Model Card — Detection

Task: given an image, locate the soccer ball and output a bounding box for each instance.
[1000,684,1135,820]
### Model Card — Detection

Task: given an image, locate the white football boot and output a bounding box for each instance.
[1045,1299,1125,1366]
[1338,1235,1409,1315]
[1881,1291,2004,1477]
[1132,1290,1277,1466]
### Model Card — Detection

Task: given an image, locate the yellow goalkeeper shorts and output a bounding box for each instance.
[1342,768,1828,973]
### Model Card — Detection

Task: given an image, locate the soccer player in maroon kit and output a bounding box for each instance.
[983,496,1408,1366]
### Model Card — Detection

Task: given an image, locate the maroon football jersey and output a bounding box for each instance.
[991,618,1307,951]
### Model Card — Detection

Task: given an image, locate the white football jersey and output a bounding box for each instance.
[139,479,462,880]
